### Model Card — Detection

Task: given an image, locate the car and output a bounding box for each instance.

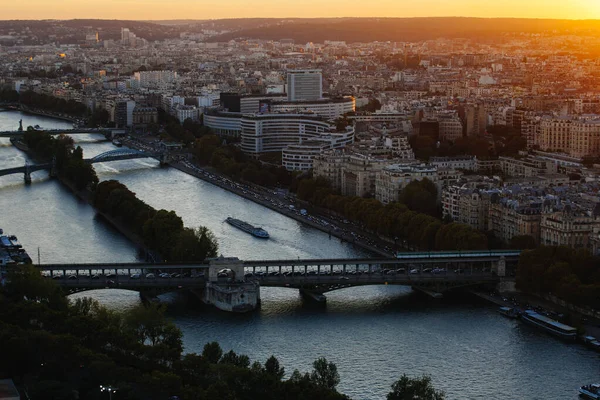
[268,271,279,276]
[244,272,254,278]
[217,272,228,278]
[396,268,406,274]
[454,269,464,274]
[105,273,116,278]
[385,270,396,275]
[91,274,100,279]
[67,275,78,280]
[423,268,432,273]
[170,273,181,278]
[130,273,141,279]
[432,268,445,274]
[52,275,63,280]
[409,269,420,274]
[339,276,350,280]
[145,273,155,279]
[159,273,171,279]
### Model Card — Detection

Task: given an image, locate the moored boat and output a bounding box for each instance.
[498,306,519,319]
[520,310,577,340]
[579,383,600,399]
[582,336,600,352]
[226,217,269,239]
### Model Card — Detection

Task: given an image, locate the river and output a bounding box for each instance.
[0,111,598,399]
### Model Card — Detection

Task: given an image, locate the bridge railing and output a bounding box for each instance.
[394,250,521,259]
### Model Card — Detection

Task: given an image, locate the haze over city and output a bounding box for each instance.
[4,0,600,20]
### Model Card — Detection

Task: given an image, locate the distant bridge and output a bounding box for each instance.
[34,251,519,296]
[0,149,164,182]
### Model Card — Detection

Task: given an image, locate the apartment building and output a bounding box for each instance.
[375,164,439,204]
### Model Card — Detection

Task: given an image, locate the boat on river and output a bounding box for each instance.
[498,306,519,319]
[225,217,269,239]
[579,383,600,399]
[520,310,577,340]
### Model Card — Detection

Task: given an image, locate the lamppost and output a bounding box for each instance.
[100,385,117,400]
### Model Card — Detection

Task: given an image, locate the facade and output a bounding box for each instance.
[313,151,397,197]
[115,100,135,128]
[499,156,557,178]
[375,164,439,204]
[132,106,158,127]
[488,201,541,245]
[176,105,199,123]
[203,111,243,137]
[287,69,322,101]
[269,96,355,120]
[134,70,178,89]
[540,205,600,249]
[239,113,354,170]
[430,156,477,171]
[438,114,464,141]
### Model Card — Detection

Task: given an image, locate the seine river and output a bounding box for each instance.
[0,111,598,399]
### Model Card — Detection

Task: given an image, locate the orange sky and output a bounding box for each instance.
[4,0,600,20]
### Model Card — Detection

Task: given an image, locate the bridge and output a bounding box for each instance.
[33,251,518,299]
[0,149,164,183]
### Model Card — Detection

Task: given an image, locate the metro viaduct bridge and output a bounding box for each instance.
[0,149,165,183]
[35,250,520,298]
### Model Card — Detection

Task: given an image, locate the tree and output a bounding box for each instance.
[202,342,223,364]
[264,355,285,380]
[387,375,445,400]
[509,235,536,250]
[310,357,340,390]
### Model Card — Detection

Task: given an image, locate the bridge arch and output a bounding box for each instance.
[89,148,154,163]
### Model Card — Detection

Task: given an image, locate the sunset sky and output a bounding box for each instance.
[4,0,600,20]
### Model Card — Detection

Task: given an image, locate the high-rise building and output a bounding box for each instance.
[286,69,322,102]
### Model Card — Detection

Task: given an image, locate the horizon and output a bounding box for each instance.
[6,16,600,22]
[4,0,599,20]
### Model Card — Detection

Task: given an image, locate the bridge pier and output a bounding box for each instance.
[23,169,31,184]
[491,257,506,277]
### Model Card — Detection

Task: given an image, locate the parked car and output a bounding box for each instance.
[145,273,155,279]
[130,273,141,279]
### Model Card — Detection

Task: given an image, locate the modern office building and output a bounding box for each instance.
[287,69,323,102]
[238,113,354,170]
[115,100,136,128]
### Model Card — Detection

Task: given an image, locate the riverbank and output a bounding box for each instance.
[0,104,78,123]
[472,290,600,338]
[56,176,158,262]
[169,161,391,257]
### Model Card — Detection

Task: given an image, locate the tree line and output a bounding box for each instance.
[0,266,446,400]
[194,134,295,188]
[296,177,488,251]
[517,246,600,310]
[94,180,218,262]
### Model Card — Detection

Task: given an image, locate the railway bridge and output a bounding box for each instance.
[34,250,519,301]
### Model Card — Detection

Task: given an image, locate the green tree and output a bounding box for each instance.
[509,235,537,249]
[387,375,445,400]
[310,357,340,390]
[202,342,223,364]
[264,355,285,380]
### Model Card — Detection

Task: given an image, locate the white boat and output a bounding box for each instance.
[520,310,577,340]
[579,383,600,399]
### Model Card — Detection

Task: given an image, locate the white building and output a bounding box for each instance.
[239,113,354,171]
[375,164,439,204]
[287,69,322,102]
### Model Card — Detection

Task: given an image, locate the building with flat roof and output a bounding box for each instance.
[287,69,322,102]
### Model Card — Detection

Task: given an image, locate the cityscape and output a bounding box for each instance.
[1,5,600,400]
